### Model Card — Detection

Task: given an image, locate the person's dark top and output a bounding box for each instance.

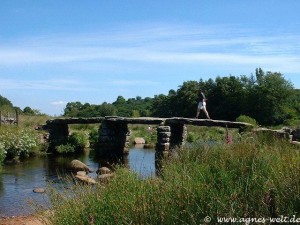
[198,91,206,102]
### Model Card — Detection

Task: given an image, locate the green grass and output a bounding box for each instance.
[186,125,240,143]
[42,134,300,225]
[18,115,50,128]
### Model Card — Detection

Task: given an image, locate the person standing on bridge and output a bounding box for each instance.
[195,89,211,119]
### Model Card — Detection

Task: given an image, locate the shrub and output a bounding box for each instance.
[0,127,39,160]
[236,115,258,126]
[283,119,300,127]
[68,131,89,150]
[186,131,196,143]
[89,128,99,147]
[0,142,6,166]
[55,143,75,154]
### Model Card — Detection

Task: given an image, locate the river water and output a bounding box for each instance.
[0,146,156,217]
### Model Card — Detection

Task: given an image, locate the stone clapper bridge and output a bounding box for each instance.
[46,117,253,156]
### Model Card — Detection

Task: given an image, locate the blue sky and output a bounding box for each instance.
[0,1,299,116]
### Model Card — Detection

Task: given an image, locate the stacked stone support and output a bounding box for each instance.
[98,120,130,155]
[155,126,171,169]
[156,126,171,152]
[170,124,187,149]
[47,123,69,149]
[292,128,300,141]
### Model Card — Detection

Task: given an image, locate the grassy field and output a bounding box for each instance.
[41,133,300,225]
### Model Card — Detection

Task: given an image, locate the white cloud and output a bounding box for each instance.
[0,78,86,91]
[107,79,160,86]
[51,100,67,106]
[0,23,299,73]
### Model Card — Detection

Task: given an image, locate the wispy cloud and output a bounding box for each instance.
[51,100,67,106]
[0,78,86,91]
[0,77,161,92]
[107,79,160,86]
[0,23,299,73]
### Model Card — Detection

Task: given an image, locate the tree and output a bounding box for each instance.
[152,94,170,117]
[0,95,14,114]
[114,96,126,105]
[209,76,247,120]
[23,106,35,115]
[64,102,83,116]
[61,68,297,126]
[251,70,294,124]
[175,81,199,117]
[99,103,117,117]
[0,95,13,108]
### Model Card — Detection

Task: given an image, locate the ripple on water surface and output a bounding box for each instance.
[0,146,155,217]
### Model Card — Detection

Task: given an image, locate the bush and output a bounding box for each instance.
[236,115,258,126]
[283,119,300,127]
[54,131,89,155]
[68,131,89,150]
[55,143,75,154]
[0,142,6,167]
[186,131,196,143]
[89,128,99,147]
[0,127,39,160]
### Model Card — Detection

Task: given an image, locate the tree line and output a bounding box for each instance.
[63,68,300,126]
[0,96,45,116]
[1,68,299,126]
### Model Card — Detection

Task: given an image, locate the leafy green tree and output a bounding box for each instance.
[151,94,170,117]
[61,68,298,126]
[112,96,131,117]
[64,102,83,117]
[290,89,300,118]
[23,106,35,115]
[112,95,154,117]
[0,95,14,115]
[132,109,141,117]
[64,101,117,117]
[250,69,294,124]
[0,95,13,108]
[209,76,247,120]
[99,103,117,117]
[175,81,199,117]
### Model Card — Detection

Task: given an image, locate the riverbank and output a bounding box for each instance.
[0,214,44,225]
[45,136,300,225]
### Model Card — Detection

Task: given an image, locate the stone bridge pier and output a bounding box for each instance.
[156,124,187,152]
[98,120,130,155]
[97,118,189,156]
[46,123,70,149]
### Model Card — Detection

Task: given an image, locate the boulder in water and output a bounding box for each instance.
[70,159,92,173]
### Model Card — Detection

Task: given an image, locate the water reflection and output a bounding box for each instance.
[127,144,156,178]
[0,146,155,217]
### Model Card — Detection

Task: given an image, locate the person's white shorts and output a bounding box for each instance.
[197,101,206,110]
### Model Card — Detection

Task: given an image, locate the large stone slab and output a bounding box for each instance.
[46,116,253,130]
[165,117,253,129]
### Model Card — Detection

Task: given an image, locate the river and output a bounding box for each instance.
[0,146,156,217]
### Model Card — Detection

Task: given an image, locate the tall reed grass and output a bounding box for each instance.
[44,135,300,225]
